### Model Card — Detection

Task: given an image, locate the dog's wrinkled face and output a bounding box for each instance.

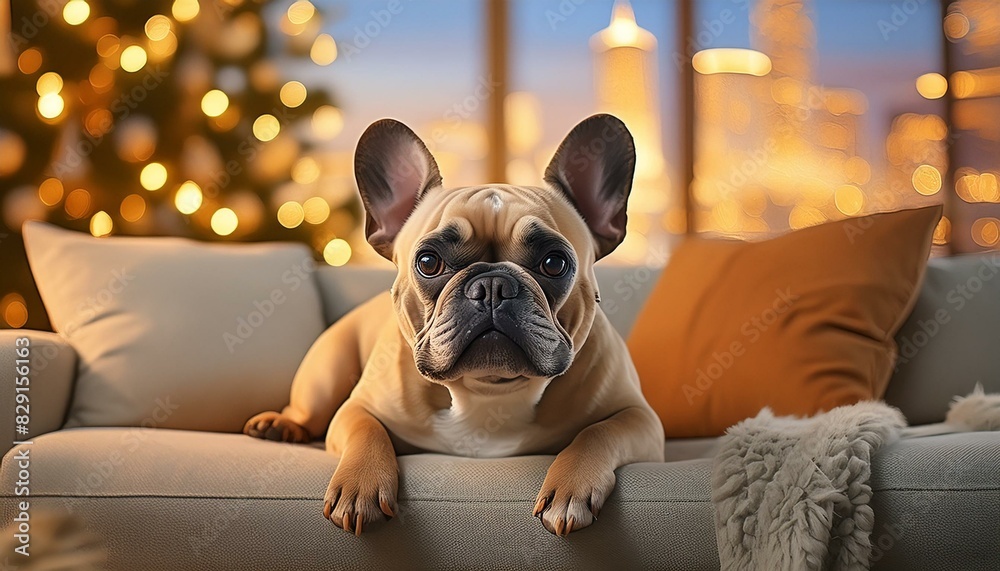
[354,115,636,388]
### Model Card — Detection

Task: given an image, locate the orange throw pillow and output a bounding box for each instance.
[628,206,941,438]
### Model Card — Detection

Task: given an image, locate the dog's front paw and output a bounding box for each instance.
[533,459,616,536]
[243,411,311,443]
[323,456,398,535]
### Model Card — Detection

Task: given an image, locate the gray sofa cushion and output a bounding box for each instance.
[3,428,998,570]
[0,429,717,571]
[886,253,1000,424]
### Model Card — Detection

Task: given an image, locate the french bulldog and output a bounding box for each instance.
[244,114,665,536]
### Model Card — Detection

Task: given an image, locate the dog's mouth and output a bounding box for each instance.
[454,326,532,373]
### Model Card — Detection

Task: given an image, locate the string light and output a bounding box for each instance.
[916,73,948,100]
[120,194,147,221]
[252,114,280,142]
[145,15,173,41]
[312,106,343,140]
[140,162,168,191]
[38,179,64,206]
[174,181,203,214]
[120,45,148,72]
[277,201,304,228]
[172,0,200,22]
[911,164,942,195]
[211,208,239,236]
[303,196,330,224]
[1,294,28,328]
[287,1,316,25]
[280,81,307,108]
[201,89,229,117]
[36,72,63,95]
[37,93,65,119]
[90,211,114,237]
[63,0,91,26]
[310,34,337,66]
[17,49,42,74]
[65,189,92,219]
[97,34,120,57]
[323,238,351,266]
[292,157,320,184]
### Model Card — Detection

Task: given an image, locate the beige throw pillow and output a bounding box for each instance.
[23,222,326,432]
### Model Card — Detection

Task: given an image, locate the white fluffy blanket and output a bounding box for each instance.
[712,388,1000,571]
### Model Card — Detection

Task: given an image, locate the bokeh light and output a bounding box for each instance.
[277,201,305,228]
[63,0,91,26]
[201,89,229,117]
[38,178,64,206]
[120,194,147,222]
[36,72,63,96]
[37,93,65,119]
[292,157,321,184]
[287,1,316,25]
[145,15,173,41]
[140,162,168,191]
[252,114,281,142]
[1,294,28,328]
[17,49,42,75]
[120,45,148,73]
[916,73,948,100]
[211,208,239,236]
[90,211,114,237]
[312,106,343,140]
[172,0,200,22]
[692,48,772,76]
[65,189,92,219]
[280,81,307,108]
[971,218,1000,248]
[174,181,204,214]
[323,238,352,266]
[310,34,338,66]
[911,164,942,195]
[303,196,330,224]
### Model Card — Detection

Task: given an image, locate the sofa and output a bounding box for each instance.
[2,254,1000,570]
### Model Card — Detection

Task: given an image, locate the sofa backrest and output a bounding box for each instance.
[314,265,664,338]
[315,253,1000,425]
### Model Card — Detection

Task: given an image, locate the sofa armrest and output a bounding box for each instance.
[0,330,77,455]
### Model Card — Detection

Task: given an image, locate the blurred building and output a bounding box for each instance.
[591,0,672,263]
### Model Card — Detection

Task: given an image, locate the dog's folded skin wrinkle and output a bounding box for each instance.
[243,114,665,536]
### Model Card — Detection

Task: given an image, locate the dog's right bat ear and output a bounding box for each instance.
[355,119,442,260]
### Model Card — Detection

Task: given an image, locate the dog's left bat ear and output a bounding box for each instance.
[544,114,635,260]
[355,118,443,259]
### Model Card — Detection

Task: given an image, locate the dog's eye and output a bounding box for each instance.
[539,253,568,278]
[416,251,444,278]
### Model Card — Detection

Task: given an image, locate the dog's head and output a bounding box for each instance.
[355,114,635,390]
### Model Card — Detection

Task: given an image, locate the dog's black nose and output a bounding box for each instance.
[465,271,520,307]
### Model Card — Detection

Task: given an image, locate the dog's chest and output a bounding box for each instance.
[427,388,543,458]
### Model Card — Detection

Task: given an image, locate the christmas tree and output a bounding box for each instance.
[0,0,359,329]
